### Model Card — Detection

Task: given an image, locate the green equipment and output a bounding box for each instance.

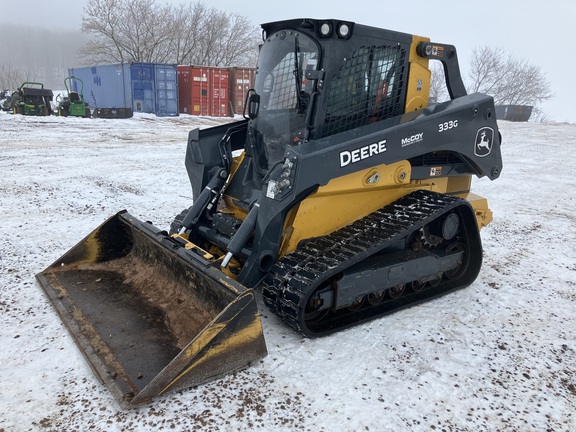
[12,82,53,116]
[57,76,91,117]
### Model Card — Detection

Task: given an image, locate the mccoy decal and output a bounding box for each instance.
[401,133,423,147]
[340,140,387,167]
[474,127,494,157]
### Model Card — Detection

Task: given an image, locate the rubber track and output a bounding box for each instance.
[261,189,468,337]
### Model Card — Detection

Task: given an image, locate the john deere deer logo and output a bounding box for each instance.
[474,127,494,157]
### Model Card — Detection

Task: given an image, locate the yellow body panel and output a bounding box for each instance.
[220,154,249,218]
[278,167,490,257]
[279,161,411,256]
[456,192,494,229]
[405,35,431,113]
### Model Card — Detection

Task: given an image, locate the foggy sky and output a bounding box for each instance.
[1,0,574,122]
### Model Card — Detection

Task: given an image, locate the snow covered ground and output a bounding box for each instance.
[0,112,575,431]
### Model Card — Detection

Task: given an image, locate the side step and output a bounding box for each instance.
[36,211,267,409]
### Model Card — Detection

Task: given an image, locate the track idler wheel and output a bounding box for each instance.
[445,241,466,280]
[303,280,332,325]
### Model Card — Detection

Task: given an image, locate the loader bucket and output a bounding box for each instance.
[36,211,267,409]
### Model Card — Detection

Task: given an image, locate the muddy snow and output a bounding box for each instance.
[1,112,575,431]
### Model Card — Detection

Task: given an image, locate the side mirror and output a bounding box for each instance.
[244,89,260,120]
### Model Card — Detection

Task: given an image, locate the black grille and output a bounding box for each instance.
[409,151,464,166]
[322,45,407,137]
[267,53,297,110]
[267,51,317,110]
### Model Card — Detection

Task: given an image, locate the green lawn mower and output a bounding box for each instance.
[11,82,54,116]
[57,76,91,117]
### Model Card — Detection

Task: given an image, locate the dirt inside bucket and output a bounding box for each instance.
[73,253,221,350]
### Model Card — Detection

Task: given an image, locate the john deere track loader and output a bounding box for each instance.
[37,18,502,408]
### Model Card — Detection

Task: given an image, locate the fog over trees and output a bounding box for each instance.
[0,25,88,90]
[0,0,259,91]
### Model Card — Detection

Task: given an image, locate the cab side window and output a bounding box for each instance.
[322,45,407,137]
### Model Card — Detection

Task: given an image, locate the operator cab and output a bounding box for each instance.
[246,18,411,174]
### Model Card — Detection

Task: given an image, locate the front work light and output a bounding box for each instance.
[320,22,332,36]
[338,23,350,38]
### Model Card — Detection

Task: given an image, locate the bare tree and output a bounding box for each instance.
[429,63,448,103]
[80,0,260,67]
[0,64,35,91]
[188,10,259,67]
[212,13,259,67]
[80,0,172,63]
[467,46,553,107]
[120,0,173,63]
[166,2,208,65]
[80,0,126,63]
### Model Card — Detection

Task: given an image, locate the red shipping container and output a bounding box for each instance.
[228,67,255,116]
[177,66,230,117]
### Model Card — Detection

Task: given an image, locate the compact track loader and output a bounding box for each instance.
[37,18,502,408]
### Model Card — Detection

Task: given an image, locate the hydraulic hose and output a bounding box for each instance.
[179,168,228,232]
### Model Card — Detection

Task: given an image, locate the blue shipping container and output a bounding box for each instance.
[68,63,179,117]
[130,63,154,113]
[69,64,131,110]
[154,64,179,116]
